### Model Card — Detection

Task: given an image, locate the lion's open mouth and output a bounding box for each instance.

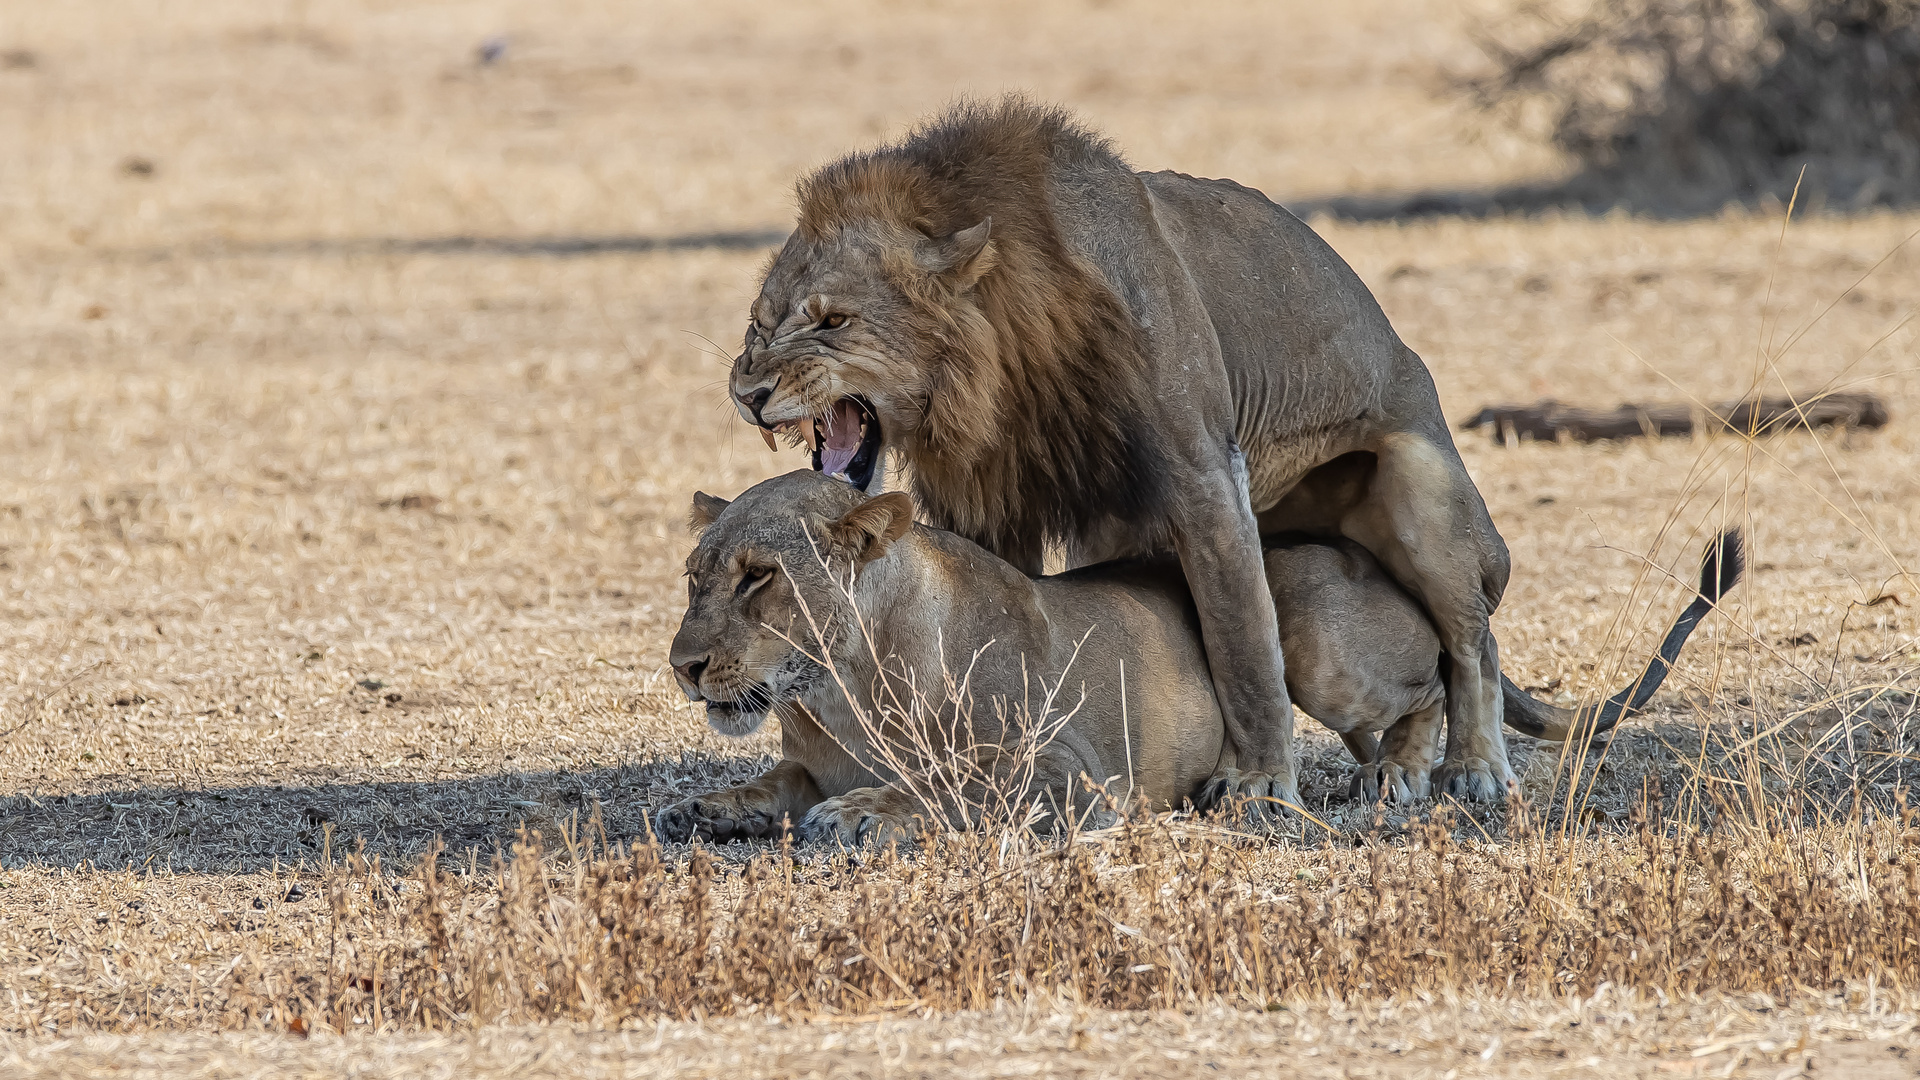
[814,397,880,489]
[762,397,883,491]
[814,395,879,488]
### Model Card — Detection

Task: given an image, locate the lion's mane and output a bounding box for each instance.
[793,98,1172,563]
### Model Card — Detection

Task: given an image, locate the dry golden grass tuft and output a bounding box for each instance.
[2,0,1919,1074]
[106,802,1920,1025]
[7,794,1920,1080]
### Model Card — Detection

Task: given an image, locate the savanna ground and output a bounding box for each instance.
[3,0,1920,1076]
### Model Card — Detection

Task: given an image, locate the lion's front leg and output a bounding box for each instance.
[1178,444,1304,825]
[800,785,925,847]
[655,759,824,843]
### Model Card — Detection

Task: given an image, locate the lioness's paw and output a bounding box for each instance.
[1195,769,1303,826]
[1432,758,1517,803]
[654,793,780,844]
[800,793,918,848]
[1348,761,1431,805]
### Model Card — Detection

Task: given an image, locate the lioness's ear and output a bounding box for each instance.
[689,491,731,536]
[915,219,995,288]
[826,492,915,564]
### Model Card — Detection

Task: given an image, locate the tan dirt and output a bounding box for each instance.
[4,995,1918,1079]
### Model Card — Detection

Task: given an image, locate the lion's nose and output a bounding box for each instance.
[738,387,772,426]
[674,656,709,691]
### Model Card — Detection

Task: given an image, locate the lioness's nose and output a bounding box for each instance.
[674,656,709,691]
[738,387,772,425]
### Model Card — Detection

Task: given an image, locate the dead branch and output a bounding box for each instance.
[1460,391,1889,443]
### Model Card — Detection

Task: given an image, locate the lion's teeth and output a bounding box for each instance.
[760,427,778,451]
[800,417,819,452]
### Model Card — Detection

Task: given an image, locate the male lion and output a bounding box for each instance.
[658,471,1740,842]
[728,96,1515,815]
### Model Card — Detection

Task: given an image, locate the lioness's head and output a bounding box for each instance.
[729,201,996,494]
[668,470,915,735]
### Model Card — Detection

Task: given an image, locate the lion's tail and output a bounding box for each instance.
[1501,529,1744,743]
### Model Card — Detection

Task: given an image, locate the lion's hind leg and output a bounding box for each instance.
[1350,697,1442,805]
[1339,730,1379,766]
[1341,430,1516,802]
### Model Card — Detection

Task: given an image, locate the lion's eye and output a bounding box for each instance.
[819,313,849,330]
[737,568,774,597]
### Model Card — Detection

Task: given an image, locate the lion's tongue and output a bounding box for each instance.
[819,400,863,475]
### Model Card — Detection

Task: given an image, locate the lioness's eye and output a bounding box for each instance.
[737,568,773,597]
[819,313,849,330]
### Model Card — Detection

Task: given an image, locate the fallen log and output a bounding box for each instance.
[1460,392,1888,444]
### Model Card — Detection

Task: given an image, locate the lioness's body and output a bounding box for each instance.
[729,98,1516,815]
[659,473,1738,842]
[662,473,1227,840]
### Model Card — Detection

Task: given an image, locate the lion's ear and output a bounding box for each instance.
[689,491,731,536]
[915,219,995,289]
[826,492,915,564]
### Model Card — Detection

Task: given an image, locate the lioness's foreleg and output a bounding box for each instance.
[801,738,1091,846]
[654,759,825,843]
[1350,699,1441,804]
[801,784,924,847]
[1178,446,1304,824]
[1343,431,1516,801]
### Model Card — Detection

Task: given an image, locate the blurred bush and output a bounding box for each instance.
[1470,0,1920,211]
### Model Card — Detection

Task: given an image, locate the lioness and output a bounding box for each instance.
[728,96,1518,816]
[659,471,1740,842]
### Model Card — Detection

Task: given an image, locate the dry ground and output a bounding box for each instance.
[6,993,1920,1080]
[2,0,1919,1074]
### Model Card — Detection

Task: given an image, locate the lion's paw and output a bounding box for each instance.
[800,790,921,848]
[654,791,782,844]
[1195,769,1303,826]
[1348,761,1431,805]
[1432,757,1517,803]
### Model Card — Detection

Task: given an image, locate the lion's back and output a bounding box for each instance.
[1132,170,1423,501]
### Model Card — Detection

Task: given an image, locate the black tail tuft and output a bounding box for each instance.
[1699,528,1745,604]
[1505,526,1747,742]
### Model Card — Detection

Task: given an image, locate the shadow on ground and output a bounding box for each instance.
[1283,182,1589,222]
[1283,167,1906,222]
[0,727,1697,873]
[92,183,1901,261]
[110,227,791,261]
[12,707,1879,874]
[0,734,1429,873]
[0,752,778,874]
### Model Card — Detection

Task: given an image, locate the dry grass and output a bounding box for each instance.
[6,810,1920,1075]
[31,802,1920,1027]
[2,0,1919,1073]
